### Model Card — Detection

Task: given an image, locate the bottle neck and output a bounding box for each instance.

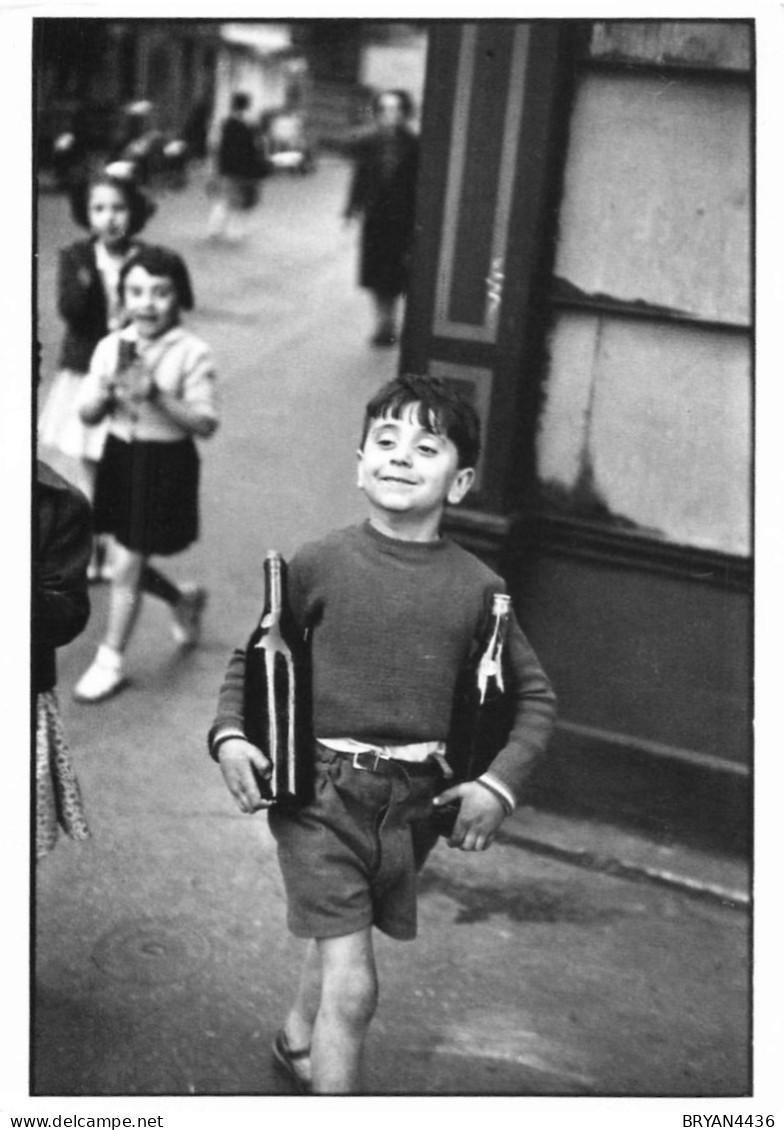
[262,555,283,626]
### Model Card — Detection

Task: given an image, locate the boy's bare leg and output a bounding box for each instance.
[310,927,378,1094]
[280,939,321,1083]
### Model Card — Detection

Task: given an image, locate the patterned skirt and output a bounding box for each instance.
[35,690,91,860]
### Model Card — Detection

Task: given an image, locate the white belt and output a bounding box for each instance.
[317,736,449,769]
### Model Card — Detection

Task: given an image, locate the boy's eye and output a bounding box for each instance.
[417,443,439,456]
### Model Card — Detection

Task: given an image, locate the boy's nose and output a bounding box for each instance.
[391,448,413,465]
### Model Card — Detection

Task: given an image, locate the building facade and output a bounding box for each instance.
[402,20,752,850]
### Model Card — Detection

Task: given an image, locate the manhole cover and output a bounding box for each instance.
[92,917,211,984]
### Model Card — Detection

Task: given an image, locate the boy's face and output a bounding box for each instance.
[357,404,474,528]
[123,264,179,340]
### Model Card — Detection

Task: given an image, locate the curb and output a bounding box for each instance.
[497,824,750,911]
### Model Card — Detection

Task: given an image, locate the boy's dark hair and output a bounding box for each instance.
[119,244,195,311]
[361,374,481,470]
[70,171,156,236]
[231,91,251,113]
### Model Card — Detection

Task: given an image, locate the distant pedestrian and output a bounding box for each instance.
[208,373,556,1093]
[34,459,92,859]
[37,170,169,579]
[344,90,419,347]
[207,92,265,242]
[73,245,219,704]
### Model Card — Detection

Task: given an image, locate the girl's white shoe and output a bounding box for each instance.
[73,645,127,703]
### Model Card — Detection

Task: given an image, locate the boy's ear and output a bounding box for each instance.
[447,467,475,505]
[356,448,364,488]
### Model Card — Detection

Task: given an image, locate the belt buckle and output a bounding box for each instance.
[352,749,386,772]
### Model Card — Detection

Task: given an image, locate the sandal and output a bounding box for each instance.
[271,1029,312,1094]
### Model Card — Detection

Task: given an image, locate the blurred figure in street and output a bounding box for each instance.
[37,169,164,581]
[34,459,92,860]
[344,90,419,347]
[207,92,265,243]
[73,245,219,704]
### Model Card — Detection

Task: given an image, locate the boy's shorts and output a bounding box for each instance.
[267,743,442,941]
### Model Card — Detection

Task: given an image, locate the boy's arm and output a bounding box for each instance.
[208,647,272,813]
[434,609,556,851]
[207,647,248,752]
[480,610,556,805]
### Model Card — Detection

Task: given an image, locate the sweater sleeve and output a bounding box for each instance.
[207,647,248,755]
[481,610,556,802]
[178,341,219,431]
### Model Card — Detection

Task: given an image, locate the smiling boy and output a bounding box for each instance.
[208,373,556,1094]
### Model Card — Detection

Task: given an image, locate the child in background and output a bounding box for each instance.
[38,170,194,579]
[73,244,218,704]
[208,373,556,1094]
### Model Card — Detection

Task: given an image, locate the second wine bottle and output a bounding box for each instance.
[242,550,313,808]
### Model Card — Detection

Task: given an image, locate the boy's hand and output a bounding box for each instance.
[217,737,273,813]
[433,781,506,851]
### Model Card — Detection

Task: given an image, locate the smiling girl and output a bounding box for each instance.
[73,245,218,704]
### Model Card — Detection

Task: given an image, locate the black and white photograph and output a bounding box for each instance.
[7,3,781,1124]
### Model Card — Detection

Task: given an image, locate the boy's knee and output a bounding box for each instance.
[322,963,378,1028]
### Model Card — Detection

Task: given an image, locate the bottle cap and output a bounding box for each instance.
[491,593,511,613]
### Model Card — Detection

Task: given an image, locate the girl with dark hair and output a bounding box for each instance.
[344,89,420,347]
[72,245,219,704]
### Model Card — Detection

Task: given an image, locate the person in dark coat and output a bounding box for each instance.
[208,92,263,242]
[344,90,419,347]
[34,460,92,858]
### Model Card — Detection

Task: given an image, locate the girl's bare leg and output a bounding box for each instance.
[103,544,145,653]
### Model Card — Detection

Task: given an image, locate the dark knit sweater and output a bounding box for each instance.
[211,521,556,799]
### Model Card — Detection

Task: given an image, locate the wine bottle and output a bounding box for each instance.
[242,550,312,809]
[433,593,514,837]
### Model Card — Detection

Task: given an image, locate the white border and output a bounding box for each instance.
[5,5,781,1129]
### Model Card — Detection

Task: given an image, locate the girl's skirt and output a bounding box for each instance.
[36,690,91,860]
[38,369,109,463]
[92,433,200,556]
